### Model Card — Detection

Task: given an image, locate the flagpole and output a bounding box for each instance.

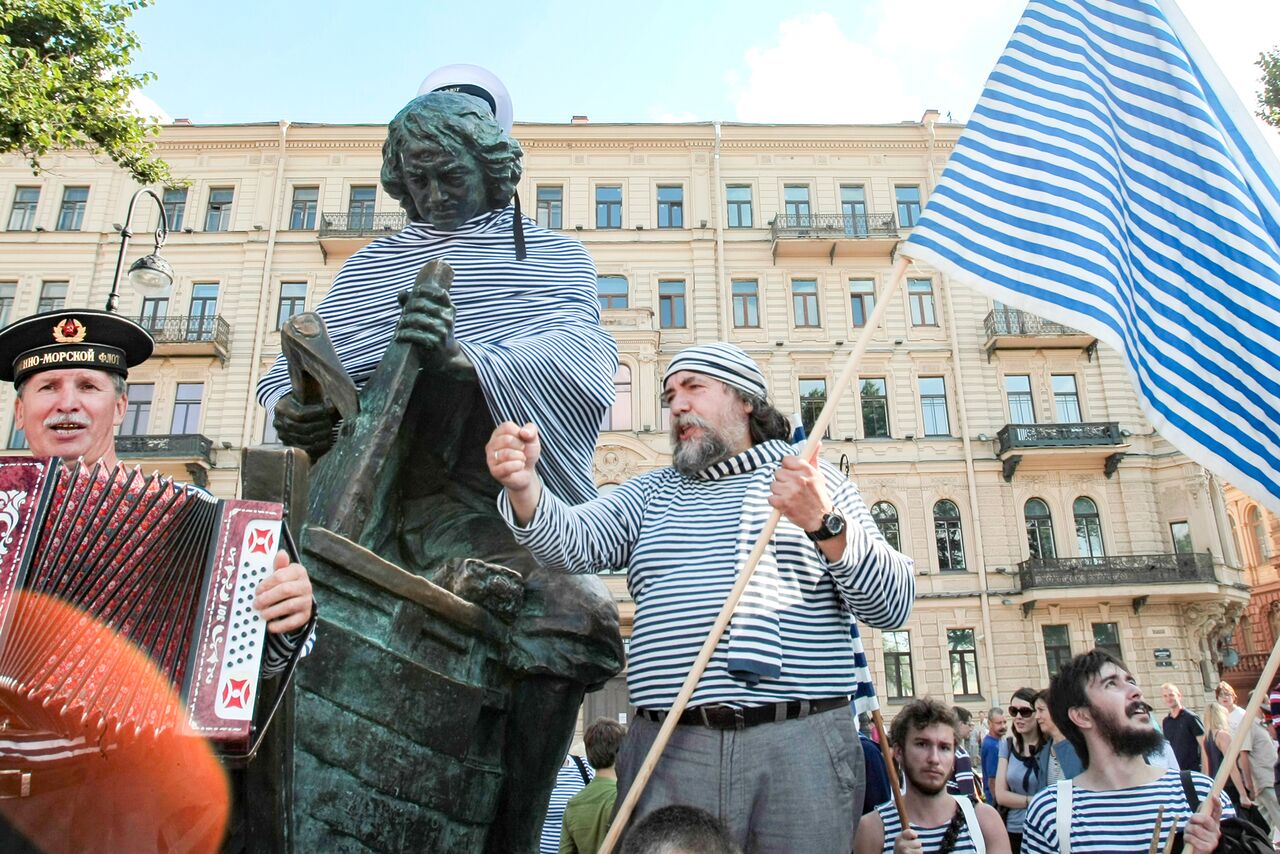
[597,254,911,854]
[873,708,911,828]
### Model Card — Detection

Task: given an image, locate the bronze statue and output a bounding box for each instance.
[258,91,624,852]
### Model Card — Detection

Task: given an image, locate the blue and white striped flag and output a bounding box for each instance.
[790,411,807,444]
[901,0,1280,514]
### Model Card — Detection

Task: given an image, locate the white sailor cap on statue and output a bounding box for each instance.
[662,342,768,399]
[416,64,513,135]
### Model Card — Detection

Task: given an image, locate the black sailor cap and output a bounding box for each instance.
[0,309,154,385]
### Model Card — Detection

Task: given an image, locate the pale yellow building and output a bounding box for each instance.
[0,112,1248,720]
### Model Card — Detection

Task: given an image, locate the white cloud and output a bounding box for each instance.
[128,90,173,125]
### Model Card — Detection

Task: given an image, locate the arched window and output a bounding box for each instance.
[1074,497,1105,561]
[1229,513,1242,566]
[597,275,628,310]
[933,499,966,572]
[1025,498,1056,560]
[871,501,900,551]
[601,364,632,431]
[1250,506,1271,561]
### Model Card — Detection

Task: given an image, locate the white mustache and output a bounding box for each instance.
[43,412,91,428]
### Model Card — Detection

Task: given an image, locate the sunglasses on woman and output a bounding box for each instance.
[1008,705,1036,718]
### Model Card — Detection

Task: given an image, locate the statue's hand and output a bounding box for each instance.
[274,392,338,461]
[435,558,525,623]
[395,283,456,356]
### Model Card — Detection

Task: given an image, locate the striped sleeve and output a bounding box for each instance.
[820,466,916,629]
[498,475,653,574]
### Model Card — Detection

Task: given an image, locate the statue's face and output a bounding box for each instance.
[400,140,488,230]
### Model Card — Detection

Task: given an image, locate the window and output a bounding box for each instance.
[1092,622,1122,660]
[1042,625,1072,676]
[792,279,820,327]
[536,186,563,229]
[596,186,622,229]
[732,280,759,328]
[37,281,67,313]
[860,378,890,438]
[948,629,980,696]
[872,501,901,551]
[1170,521,1193,554]
[162,188,187,231]
[0,284,14,326]
[601,365,633,431]
[290,186,318,230]
[908,278,937,326]
[187,283,219,340]
[278,282,307,328]
[119,384,153,436]
[658,280,686,329]
[1005,374,1035,423]
[597,275,628,310]
[1053,375,1082,422]
[896,185,922,227]
[56,186,89,231]
[934,499,966,571]
[1025,498,1057,560]
[171,383,204,433]
[203,187,233,231]
[348,186,376,229]
[139,295,169,332]
[841,185,868,236]
[883,631,914,698]
[8,187,39,231]
[1074,496,1106,560]
[8,422,27,451]
[783,185,811,226]
[849,279,875,328]
[726,185,753,228]
[657,186,683,228]
[919,377,950,436]
[1250,506,1271,560]
[798,378,829,439]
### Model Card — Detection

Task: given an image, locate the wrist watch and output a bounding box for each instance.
[805,511,846,542]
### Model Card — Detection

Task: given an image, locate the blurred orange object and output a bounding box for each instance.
[0,591,229,853]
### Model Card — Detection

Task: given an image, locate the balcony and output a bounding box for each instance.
[995,422,1127,481]
[115,434,215,486]
[1016,553,1246,612]
[142,315,230,362]
[317,211,407,260]
[982,308,1096,360]
[769,213,898,262]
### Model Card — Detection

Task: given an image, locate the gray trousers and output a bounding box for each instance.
[615,705,865,854]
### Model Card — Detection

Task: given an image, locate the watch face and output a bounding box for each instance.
[827,513,846,535]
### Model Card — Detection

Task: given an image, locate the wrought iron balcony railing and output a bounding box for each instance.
[115,433,214,464]
[997,422,1123,454]
[318,211,407,238]
[139,314,230,351]
[985,308,1083,338]
[1018,552,1216,590]
[770,213,898,240]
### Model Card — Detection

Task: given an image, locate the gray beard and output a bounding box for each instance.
[671,415,733,477]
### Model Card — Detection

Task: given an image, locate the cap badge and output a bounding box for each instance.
[52,318,87,344]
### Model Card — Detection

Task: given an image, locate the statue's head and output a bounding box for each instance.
[381,92,523,230]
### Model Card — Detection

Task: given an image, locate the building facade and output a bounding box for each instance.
[0,112,1248,720]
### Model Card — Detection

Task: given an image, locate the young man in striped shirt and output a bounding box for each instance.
[855,699,1008,854]
[489,342,916,852]
[1021,650,1228,853]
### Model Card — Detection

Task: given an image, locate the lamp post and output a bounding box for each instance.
[106,188,174,314]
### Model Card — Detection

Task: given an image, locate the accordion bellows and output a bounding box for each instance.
[0,457,284,753]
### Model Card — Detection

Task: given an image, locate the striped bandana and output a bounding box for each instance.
[663,343,767,399]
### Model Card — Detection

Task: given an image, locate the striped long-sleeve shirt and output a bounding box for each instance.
[501,439,915,709]
[256,207,616,507]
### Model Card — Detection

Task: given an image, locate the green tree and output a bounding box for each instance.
[0,0,172,183]
[1259,47,1280,130]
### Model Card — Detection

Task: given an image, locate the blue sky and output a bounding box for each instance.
[129,0,1278,140]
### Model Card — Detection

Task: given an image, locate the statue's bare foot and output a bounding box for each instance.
[435,558,525,622]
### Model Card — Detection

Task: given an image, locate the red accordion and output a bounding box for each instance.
[0,456,285,756]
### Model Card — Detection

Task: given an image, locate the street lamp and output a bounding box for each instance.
[106,188,174,314]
